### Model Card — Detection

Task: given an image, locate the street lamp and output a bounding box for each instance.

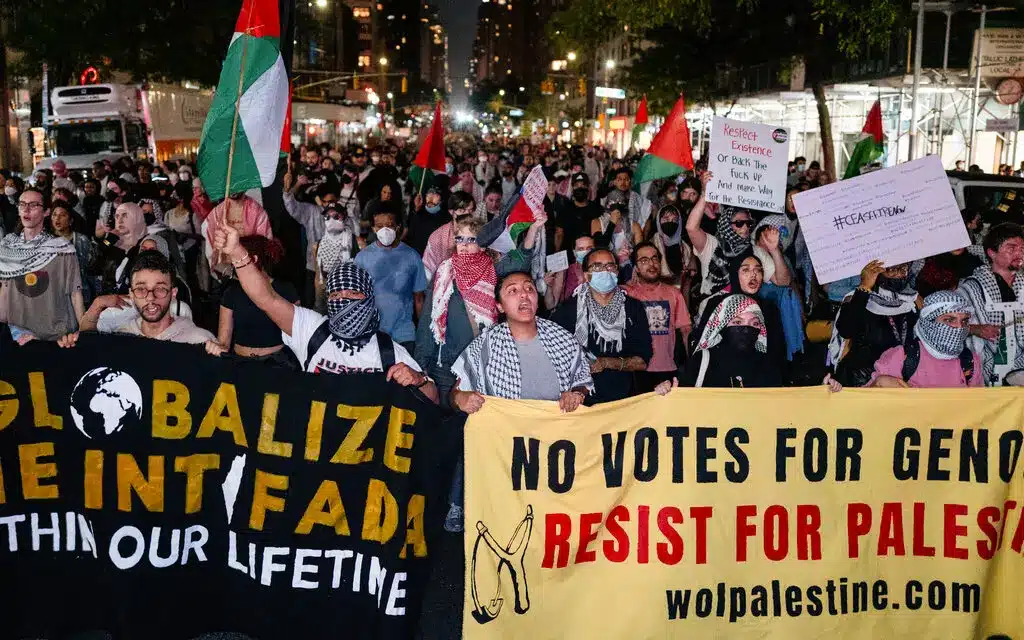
[567,51,577,62]
[499,89,505,96]
[605,59,615,70]
[379,57,389,67]
[519,86,525,92]
[387,92,394,99]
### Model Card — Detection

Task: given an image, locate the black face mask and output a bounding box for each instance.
[340,174,353,184]
[877,275,909,292]
[721,325,760,352]
[501,170,513,177]
[660,221,680,237]
[105,191,120,202]
[572,187,589,202]
[144,212,156,225]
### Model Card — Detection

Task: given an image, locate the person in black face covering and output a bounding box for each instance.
[556,172,602,252]
[656,294,782,390]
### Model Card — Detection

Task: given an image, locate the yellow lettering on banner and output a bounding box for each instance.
[295,480,351,535]
[304,401,327,461]
[152,379,192,439]
[362,478,398,544]
[83,450,103,509]
[400,494,427,559]
[174,454,220,514]
[384,407,416,474]
[197,383,248,447]
[331,405,381,464]
[19,442,59,499]
[0,380,19,432]
[116,454,165,512]
[249,470,288,531]
[257,394,292,458]
[28,373,61,430]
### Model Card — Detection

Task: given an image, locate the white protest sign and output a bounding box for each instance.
[792,155,970,284]
[705,117,790,213]
[521,165,549,216]
[545,250,569,273]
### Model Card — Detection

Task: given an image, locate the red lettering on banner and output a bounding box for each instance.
[575,512,602,564]
[998,500,1017,549]
[796,505,822,560]
[691,506,712,564]
[912,502,936,557]
[656,507,684,565]
[542,512,572,568]
[943,504,969,559]
[1011,503,1024,553]
[736,505,757,562]
[603,505,630,562]
[877,502,906,556]
[637,505,650,564]
[764,505,789,561]
[977,506,1000,560]
[847,503,872,558]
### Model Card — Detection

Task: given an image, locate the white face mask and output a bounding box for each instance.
[4,187,16,198]
[325,219,346,234]
[376,227,397,246]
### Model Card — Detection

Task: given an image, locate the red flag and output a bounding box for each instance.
[862,100,884,144]
[414,103,446,172]
[234,0,280,38]
[646,94,694,171]
[280,80,292,156]
[635,95,649,125]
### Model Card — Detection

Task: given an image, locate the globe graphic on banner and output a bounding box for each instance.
[69,368,144,439]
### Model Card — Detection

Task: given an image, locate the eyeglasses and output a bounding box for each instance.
[587,262,619,273]
[732,220,754,228]
[636,256,661,266]
[17,201,44,212]
[131,285,171,300]
[455,236,478,245]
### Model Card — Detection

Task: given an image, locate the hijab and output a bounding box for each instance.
[696,294,768,354]
[915,290,971,360]
[706,207,752,294]
[114,203,148,251]
[655,204,683,247]
[325,262,381,354]
[689,294,778,388]
[727,251,762,296]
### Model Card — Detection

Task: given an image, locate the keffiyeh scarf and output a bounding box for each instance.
[753,214,794,252]
[573,282,626,353]
[696,294,767,354]
[959,265,1024,376]
[0,231,76,279]
[865,283,919,316]
[915,290,971,360]
[317,219,356,277]
[707,207,753,294]
[451,318,594,399]
[326,262,381,354]
[431,252,497,344]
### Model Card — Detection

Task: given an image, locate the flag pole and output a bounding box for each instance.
[225,3,254,201]
[418,164,428,195]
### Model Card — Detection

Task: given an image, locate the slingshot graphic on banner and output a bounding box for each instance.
[471,505,533,624]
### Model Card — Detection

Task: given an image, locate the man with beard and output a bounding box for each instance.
[624,242,692,392]
[213,223,439,403]
[959,223,1024,386]
[59,251,213,346]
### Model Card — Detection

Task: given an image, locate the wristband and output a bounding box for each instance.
[231,253,254,269]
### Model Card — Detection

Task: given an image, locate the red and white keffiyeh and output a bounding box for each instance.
[431,252,497,344]
[696,294,767,354]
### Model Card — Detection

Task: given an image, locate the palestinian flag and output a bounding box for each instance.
[843,100,885,180]
[487,166,547,255]
[410,102,446,194]
[279,79,292,158]
[631,94,649,149]
[633,95,694,193]
[198,0,290,201]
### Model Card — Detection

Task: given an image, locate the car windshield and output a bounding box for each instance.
[963,184,1020,214]
[48,121,124,156]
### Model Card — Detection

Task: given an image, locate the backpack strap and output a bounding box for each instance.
[901,340,921,383]
[376,331,395,371]
[304,320,334,372]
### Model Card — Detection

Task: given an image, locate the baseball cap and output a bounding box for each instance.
[571,172,590,185]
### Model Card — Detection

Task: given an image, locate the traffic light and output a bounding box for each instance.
[401,75,408,94]
[578,77,586,97]
[353,72,359,90]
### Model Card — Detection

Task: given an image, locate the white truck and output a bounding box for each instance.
[35,83,212,173]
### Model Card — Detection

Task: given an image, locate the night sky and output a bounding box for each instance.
[437,0,476,107]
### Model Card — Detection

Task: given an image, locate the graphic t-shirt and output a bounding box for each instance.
[623,281,691,372]
[0,253,82,340]
[284,306,421,374]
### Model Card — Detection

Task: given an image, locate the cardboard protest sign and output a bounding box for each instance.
[0,335,460,639]
[792,156,969,284]
[705,117,790,213]
[463,390,1024,639]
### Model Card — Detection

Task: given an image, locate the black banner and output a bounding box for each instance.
[0,334,460,639]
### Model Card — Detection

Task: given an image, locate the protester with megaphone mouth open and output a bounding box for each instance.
[212,219,439,404]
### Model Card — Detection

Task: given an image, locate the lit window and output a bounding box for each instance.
[401,37,406,43]
[353,7,370,17]
[358,55,371,67]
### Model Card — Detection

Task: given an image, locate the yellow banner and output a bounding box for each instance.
[463,389,1024,639]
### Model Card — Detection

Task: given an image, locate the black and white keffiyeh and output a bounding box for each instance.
[451,317,594,400]
[959,265,1024,376]
[706,207,752,294]
[915,290,970,360]
[0,231,76,279]
[573,282,626,353]
[865,283,919,316]
[325,262,380,354]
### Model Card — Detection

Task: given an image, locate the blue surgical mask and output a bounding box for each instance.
[589,271,618,294]
[574,250,589,264]
[426,204,441,214]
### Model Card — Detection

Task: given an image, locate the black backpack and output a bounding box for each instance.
[303,320,395,373]
[901,339,974,386]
